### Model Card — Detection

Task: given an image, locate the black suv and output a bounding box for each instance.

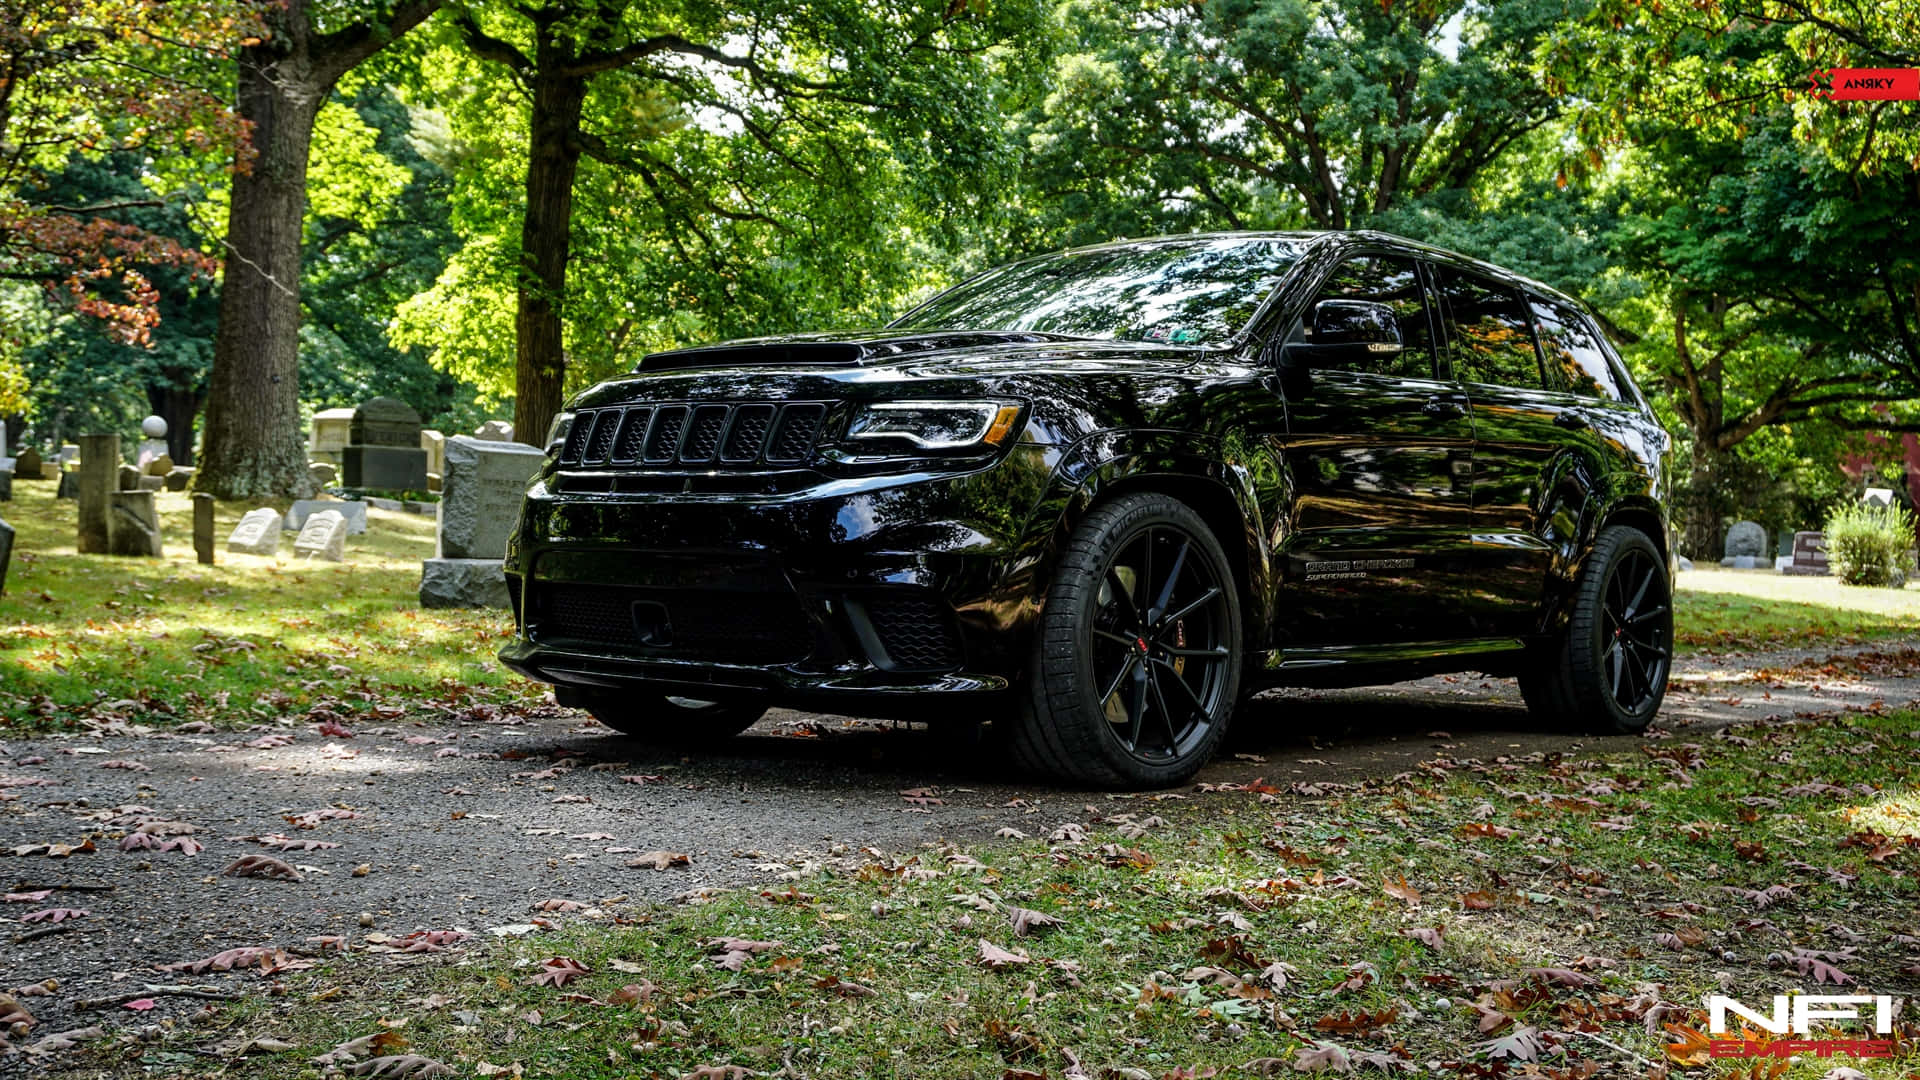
[500,231,1673,787]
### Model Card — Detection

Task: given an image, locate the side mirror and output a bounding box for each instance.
[1309,300,1403,353]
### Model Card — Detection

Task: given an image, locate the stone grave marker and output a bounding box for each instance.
[1785,531,1830,576]
[342,397,428,491]
[474,420,513,442]
[309,407,356,465]
[136,415,169,472]
[1721,520,1766,568]
[227,508,282,555]
[420,429,445,477]
[420,435,543,608]
[165,466,195,491]
[284,499,367,534]
[145,453,173,477]
[0,514,11,594]
[76,434,117,553]
[108,491,162,556]
[193,493,215,565]
[117,463,141,491]
[15,447,40,480]
[310,461,337,489]
[294,509,348,562]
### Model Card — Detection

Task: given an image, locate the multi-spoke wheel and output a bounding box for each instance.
[1010,492,1242,787]
[1519,524,1672,734]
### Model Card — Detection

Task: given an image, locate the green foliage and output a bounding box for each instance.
[1825,501,1918,587]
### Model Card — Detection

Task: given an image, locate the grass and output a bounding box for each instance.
[5,476,1919,732]
[0,479,532,733]
[1674,567,1920,653]
[69,708,1920,1078]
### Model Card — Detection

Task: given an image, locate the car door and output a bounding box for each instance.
[1429,264,1581,637]
[1273,252,1480,648]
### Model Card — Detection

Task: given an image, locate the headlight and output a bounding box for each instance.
[844,400,1023,452]
[545,412,574,456]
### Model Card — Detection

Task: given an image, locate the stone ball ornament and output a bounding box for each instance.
[141,415,168,439]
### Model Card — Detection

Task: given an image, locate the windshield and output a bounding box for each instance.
[891,236,1308,347]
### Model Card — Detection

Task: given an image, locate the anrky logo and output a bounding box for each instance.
[1707,995,1896,1059]
[1808,68,1920,100]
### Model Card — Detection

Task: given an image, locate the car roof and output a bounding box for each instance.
[1046,229,1587,312]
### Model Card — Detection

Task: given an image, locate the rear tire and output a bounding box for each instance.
[1008,492,1243,788]
[574,691,767,745]
[1519,525,1672,734]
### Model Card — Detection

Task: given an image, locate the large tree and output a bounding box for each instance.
[439,0,1045,445]
[194,0,441,500]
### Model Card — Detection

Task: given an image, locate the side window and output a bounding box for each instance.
[1433,266,1543,390]
[1304,254,1437,379]
[1530,298,1623,401]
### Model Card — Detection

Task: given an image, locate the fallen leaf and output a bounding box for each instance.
[977,938,1032,969]
[529,956,591,988]
[223,854,302,881]
[625,851,691,871]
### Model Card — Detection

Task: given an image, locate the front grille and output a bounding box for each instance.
[560,401,829,470]
[529,582,813,663]
[861,592,963,671]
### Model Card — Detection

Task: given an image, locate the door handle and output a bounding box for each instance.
[1422,394,1467,417]
[1552,412,1590,430]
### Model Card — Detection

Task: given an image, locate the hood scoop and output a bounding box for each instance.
[638,330,1078,372]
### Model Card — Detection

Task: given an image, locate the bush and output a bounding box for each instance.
[1824,501,1917,587]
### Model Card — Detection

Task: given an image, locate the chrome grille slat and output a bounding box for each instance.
[562,400,828,471]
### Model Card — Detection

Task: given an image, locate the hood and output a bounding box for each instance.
[637,329,1089,372]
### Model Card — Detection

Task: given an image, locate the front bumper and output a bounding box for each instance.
[498,450,1055,717]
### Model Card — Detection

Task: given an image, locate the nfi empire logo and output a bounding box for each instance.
[1707,994,1898,1060]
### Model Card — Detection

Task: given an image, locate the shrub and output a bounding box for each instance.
[1824,501,1917,587]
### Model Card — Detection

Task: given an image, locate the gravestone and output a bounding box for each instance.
[76,434,118,553]
[227,508,282,555]
[15,447,40,480]
[284,499,367,535]
[310,461,338,489]
[1721,520,1766,568]
[1785,531,1830,576]
[165,466,195,491]
[341,397,428,491]
[420,430,446,477]
[474,420,513,442]
[117,463,141,491]
[419,435,543,608]
[0,465,9,503]
[108,491,162,556]
[193,493,215,566]
[0,514,11,595]
[144,453,173,477]
[135,415,169,473]
[308,407,356,465]
[56,469,77,499]
[293,509,348,562]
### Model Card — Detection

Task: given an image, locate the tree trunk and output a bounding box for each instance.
[512,69,589,449]
[1683,437,1723,561]
[146,382,202,466]
[195,33,324,500]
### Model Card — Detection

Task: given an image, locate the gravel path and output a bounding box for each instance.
[4,637,1917,1065]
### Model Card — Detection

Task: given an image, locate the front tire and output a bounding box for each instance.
[1010,492,1243,788]
[1519,525,1672,734]
[574,691,767,745]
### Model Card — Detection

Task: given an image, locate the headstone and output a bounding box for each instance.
[0,514,11,595]
[1721,520,1766,565]
[107,491,162,556]
[308,407,356,465]
[0,466,10,503]
[137,474,164,492]
[1784,531,1830,576]
[117,463,141,491]
[165,466,195,491]
[293,509,348,562]
[420,435,544,609]
[76,434,118,553]
[419,558,511,608]
[474,420,513,442]
[144,453,173,477]
[341,397,428,491]
[136,415,169,472]
[420,429,446,477]
[427,472,442,493]
[58,444,79,465]
[309,461,338,489]
[1675,556,1694,573]
[227,508,282,555]
[283,499,367,535]
[192,493,215,566]
[15,447,41,479]
[56,469,77,499]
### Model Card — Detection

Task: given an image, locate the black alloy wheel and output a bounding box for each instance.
[1518,524,1672,733]
[1011,492,1243,787]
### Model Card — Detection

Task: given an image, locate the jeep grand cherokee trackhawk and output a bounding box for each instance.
[499,230,1674,787]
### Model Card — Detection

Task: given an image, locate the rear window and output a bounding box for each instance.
[1530,298,1624,401]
